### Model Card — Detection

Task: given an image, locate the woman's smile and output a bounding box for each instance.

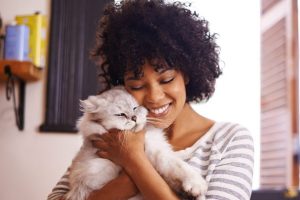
[148,103,172,117]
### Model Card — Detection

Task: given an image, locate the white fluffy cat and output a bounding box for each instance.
[66,86,207,200]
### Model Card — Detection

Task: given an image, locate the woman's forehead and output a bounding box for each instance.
[125,66,175,79]
[125,59,173,78]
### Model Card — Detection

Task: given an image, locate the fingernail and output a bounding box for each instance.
[96,150,103,156]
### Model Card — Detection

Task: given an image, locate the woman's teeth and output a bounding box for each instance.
[150,104,169,115]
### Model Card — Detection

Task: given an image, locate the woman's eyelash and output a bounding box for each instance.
[161,77,174,84]
[130,86,144,90]
[128,77,174,90]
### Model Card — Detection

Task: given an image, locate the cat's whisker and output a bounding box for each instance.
[147,119,161,123]
[147,117,163,122]
[147,117,158,120]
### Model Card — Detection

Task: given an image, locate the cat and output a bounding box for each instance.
[66,86,207,200]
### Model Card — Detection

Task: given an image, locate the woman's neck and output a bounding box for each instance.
[167,103,214,150]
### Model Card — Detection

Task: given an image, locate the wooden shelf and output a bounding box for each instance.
[0,60,43,81]
[0,60,44,130]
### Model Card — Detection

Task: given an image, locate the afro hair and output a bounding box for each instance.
[92,0,222,102]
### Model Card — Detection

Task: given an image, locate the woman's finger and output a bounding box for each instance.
[92,139,109,149]
[99,131,117,142]
[100,129,125,143]
[87,133,102,141]
[96,150,109,159]
[108,128,119,134]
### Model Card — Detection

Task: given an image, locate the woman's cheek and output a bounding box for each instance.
[128,90,144,105]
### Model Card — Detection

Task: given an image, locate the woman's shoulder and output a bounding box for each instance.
[176,121,254,159]
[212,121,252,137]
[211,121,254,153]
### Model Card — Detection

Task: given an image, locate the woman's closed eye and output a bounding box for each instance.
[129,77,175,90]
[160,77,174,84]
[129,85,144,91]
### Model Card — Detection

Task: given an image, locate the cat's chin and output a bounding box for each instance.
[131,124,145,132]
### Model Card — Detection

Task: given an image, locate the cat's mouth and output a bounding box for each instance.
[129,124,139,132]
[130,126,137,132]
[92,119,102,124]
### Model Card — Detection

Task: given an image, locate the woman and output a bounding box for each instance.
[48,0,254,199]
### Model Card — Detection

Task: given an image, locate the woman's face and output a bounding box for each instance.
[124,61,187,129]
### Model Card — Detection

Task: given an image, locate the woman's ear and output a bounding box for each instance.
[184,74,190,85]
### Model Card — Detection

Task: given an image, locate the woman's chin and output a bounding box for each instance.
[147,120,171,129]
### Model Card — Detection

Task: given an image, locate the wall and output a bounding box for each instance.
[0,0,82,200]
[0,0,261,200]
[185,0,261,189]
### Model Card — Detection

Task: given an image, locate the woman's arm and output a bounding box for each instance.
[47,169,139,200]
[205,128,254,200]
[47,169,70,200]
[121,150,180,200]
[87,171,138,200]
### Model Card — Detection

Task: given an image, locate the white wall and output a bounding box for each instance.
[182,0,261,189]
[0,1,82,200]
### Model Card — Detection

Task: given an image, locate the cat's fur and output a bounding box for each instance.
[66,86,207,200]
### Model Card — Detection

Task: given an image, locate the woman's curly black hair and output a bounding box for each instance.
[92,0,222,102]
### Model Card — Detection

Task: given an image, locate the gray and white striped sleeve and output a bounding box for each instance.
[206,126,254,200]
[47,169,70,200]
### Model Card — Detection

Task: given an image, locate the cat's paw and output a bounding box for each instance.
[196,194,206,200]
[182,177,207,197]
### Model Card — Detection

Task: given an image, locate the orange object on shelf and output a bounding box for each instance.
[0,60,43,81]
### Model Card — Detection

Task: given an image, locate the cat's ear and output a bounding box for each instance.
[80,96,106,113]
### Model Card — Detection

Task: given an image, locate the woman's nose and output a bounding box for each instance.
[145,84,165,103]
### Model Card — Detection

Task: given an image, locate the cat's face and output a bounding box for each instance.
[80,87,147,131]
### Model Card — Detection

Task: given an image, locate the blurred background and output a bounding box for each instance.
[0,0,298,199]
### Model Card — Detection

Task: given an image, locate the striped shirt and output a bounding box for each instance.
[48,121,254,200]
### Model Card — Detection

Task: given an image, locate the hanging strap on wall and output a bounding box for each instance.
[4,65,25,130]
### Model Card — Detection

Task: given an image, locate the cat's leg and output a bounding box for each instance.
[197,194,206,200]
[67,158,121,200]
[157,152,207,198]
[65,181,91,200]
[145,130,207,198]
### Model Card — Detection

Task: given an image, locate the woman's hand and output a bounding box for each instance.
[90,129,145,167]
[88,130,180,200]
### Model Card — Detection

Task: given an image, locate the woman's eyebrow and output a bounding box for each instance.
[125,76,141,81]
[125,72,144,81]
[125,68,173,81]
[156,68,174,74]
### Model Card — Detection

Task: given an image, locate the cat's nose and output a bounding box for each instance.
[131,115,137,122]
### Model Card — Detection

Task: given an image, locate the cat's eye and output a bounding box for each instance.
[114,113,128,118]
[133,106,139,110]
